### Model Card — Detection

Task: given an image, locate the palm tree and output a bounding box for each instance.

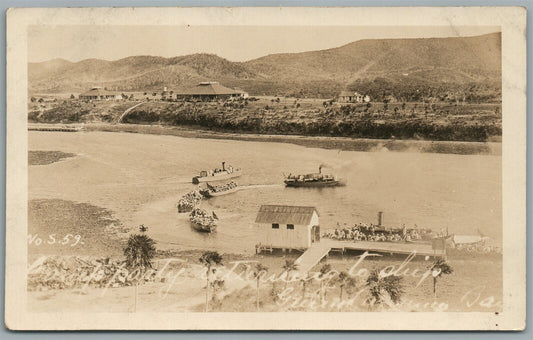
[335,271,357,303]
[199,251,223,312]
[366,268,404,308]
[123,232,156,312]
[124,233,156,271]
[282,259,299,289]
[318,263,333,304]
[252,263,268,311]
[430,257,453,298]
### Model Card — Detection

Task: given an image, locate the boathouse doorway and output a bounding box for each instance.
[311,225,320,243]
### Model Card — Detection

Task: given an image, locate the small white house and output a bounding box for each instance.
[255,205,320,250]
[338,91,371,103]
[338,91,355,103]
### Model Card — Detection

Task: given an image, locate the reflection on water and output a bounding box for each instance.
[29,131,502,254]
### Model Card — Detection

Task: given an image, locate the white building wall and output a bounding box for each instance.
[259,211,319,249]
[260,222,310,249]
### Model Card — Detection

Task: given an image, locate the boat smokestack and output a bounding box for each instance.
[222,162,225,171]
[378,211,383,226]
[319,165,322,174]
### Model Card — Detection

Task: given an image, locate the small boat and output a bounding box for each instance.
[192,162,241,184]
[177,190,203,213]
[284,165,345,188]
[189,208,218,233]
[199,181,239,198]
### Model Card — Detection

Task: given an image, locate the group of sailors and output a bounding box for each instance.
[323,223,429,243]
[206,181,237,193]
[286,173,334,182]
[189,208,217,227]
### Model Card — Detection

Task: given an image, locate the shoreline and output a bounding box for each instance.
[29,122,502,156]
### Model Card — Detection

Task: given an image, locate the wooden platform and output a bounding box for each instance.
[291,239,446,274]
[321,239,446,257]
[293,242,332,274]
[28,124,82,132]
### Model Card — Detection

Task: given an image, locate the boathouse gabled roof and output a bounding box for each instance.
[255,205,319,225]
[79,87,118,97]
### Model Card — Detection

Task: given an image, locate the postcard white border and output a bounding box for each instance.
[5,6,527,330]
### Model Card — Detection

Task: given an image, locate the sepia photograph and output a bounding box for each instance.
[5,7,526,330]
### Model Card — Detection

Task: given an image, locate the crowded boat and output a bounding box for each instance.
[323,222,438,243]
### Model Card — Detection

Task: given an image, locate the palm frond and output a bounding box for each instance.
[123,234,157,270]
[366,268,404,305]
[431,257,454,277]
[199,251,223,266]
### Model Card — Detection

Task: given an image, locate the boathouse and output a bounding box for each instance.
[78,87,121,101]
[176,82,248,101]
[255,205,320,251]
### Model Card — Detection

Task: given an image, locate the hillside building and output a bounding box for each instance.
[255,205,320,251]
[176,82,248,101]
[338,91,371,103]
[338,91,355,103]
[79,87,121,101]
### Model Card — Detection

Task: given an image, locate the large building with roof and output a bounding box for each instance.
[78,87,121,101]
[255,205,320,250]
[176,82,248,101]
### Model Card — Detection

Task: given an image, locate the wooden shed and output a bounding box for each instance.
[255,205,320,251]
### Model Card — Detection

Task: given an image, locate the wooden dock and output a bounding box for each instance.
[28,124,82,132]
[322,239,446,257]
[292,239,446,274]
[294,242,332,274]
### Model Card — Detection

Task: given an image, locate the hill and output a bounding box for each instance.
[28,54,257,94]
[246,33,501,83]
[28,33,501,100]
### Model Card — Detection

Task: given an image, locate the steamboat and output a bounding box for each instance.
[284,166,345,188]
[192,162,241,184]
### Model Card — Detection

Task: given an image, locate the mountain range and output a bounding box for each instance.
[28,33,501,97]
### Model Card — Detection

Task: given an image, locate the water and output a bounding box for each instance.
[29,131,502,254]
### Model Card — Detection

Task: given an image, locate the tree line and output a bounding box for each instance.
[122,104,500,142]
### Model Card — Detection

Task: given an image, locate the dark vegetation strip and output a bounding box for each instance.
[28,151,76,165]
[28,199,127,258]
[86,124,501,156]
[120,104,500,143]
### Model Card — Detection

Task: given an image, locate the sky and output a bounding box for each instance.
[28,25,500,63]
